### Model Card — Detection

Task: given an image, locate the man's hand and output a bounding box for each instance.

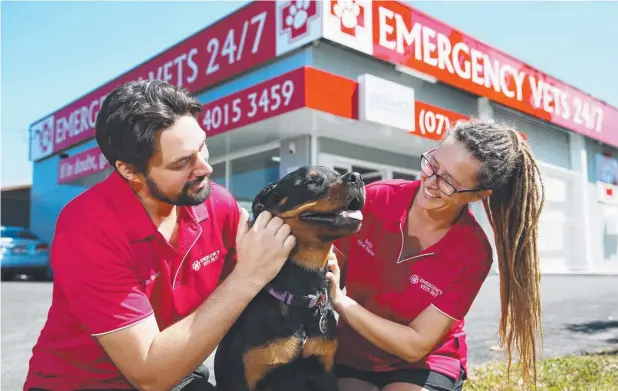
[233,208,296,289]
[95,209,296,391]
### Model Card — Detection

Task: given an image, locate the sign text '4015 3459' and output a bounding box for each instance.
[200,68,307,136]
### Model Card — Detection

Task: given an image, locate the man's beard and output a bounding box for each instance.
[145,174,212,206]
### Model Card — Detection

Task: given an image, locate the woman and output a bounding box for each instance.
[326,119,545,391]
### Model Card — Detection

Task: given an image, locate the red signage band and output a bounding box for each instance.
[199,68,307,136]
[58,147,111,184]
[41,1,278,157]
[301,67,529,142]
[410,102,469,141]
[408,102,527,142]
[57,68,309,184]
[57,66,489,184]
[371,1,618,147]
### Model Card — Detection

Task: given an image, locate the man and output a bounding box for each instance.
[24,80,296,391]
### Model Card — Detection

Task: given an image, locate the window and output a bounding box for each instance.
[392,171,417,181]
[210,162,226,187]
[351,165,383,185]
[230,149,280,205]
[332,164,384,185]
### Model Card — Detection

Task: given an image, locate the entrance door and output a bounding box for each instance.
[319,154,419,184]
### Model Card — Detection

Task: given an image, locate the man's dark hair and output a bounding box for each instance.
[95,79,203,173]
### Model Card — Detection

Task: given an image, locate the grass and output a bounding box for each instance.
[465,349,618,391]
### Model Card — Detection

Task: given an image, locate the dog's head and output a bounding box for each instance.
[252,165,365,251]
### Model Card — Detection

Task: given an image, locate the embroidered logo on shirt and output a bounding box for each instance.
[191,250,221,271]
[410,274,443,297]
[145,271,160,286]
[357,238,375,256]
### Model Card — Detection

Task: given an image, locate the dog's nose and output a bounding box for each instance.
[342,172,361,184]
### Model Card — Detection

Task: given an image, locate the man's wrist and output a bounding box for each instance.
[226,269,266,296]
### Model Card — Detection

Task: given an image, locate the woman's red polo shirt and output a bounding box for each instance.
[24,172,239,391]
[333,179,493,380]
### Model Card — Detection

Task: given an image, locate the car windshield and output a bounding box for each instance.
[0,228,38,240]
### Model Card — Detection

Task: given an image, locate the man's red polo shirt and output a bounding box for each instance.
[333,179,493,381]
[24,172,239,391]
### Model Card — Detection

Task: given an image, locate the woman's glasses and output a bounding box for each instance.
[420,151,485,196]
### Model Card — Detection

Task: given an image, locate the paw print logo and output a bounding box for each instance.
[410,274,419,284]
[33,116,54,154]
[39,122,52,152]
[281,0,319,40]
[192,261,201,271]
[331,0,365,36]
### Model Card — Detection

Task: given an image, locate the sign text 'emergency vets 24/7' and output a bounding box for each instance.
[320,0,617,147]
[200,68,306,135]
[371,1,617,145]
[58,147,110,184]
[30,0,323,162]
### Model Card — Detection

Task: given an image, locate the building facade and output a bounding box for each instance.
[1,185,31,229]
[28,0,618,274]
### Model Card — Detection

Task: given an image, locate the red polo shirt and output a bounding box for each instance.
[24,172,239,391]
[333,179,492,380]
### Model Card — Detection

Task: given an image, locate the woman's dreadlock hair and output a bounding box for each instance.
[442,119,545,386]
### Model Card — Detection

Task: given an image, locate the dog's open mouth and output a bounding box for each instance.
[299,196,364,223]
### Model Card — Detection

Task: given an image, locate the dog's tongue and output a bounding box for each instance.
[342,210,363,220]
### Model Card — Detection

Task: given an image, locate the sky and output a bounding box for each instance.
[2,0,618,188]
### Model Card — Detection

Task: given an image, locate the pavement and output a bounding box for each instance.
[2,275,618,390]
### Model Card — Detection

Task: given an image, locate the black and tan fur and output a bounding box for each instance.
[214,165,365,391]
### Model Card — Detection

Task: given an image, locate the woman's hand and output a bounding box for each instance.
[325,250,347,312]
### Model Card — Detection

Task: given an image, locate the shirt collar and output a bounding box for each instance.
[398,180,421,224]
[105,171,209,242]
[386,179,473,230]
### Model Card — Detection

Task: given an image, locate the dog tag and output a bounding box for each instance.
[318,292,329,333]
[319,302,328,316]
[319,315,328,334]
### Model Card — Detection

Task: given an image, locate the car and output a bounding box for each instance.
[1,226,51,281]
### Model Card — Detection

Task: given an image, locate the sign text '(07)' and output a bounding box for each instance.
[411,102,469,141]
[201,78,298,134]
[417,108,457,139]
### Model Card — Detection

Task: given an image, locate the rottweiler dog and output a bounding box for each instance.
[214,165,365,391]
